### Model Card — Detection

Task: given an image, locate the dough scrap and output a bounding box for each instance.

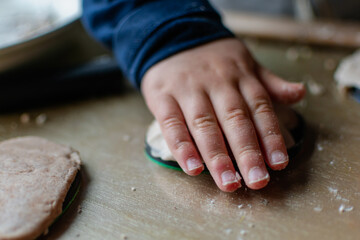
[0,136,81,240]
[335,49,360,90]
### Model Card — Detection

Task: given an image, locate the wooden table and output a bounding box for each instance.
[1,40,359,240]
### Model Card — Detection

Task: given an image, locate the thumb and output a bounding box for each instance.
[257,67,306,104]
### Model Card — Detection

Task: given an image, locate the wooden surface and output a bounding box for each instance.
[1,40,359,240]
[223,12,360,48]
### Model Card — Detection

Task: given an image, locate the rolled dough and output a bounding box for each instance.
[0,136,81,240]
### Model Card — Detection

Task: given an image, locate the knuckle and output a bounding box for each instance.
[263,131,283,143]
[161,115,184,130]
[173,139,192,152]
[215,59,240,81]
[252,96,273,115]
[207,152,230,164]
[237,145,261,161]
[224,107,249,123]
[192,113,217,132]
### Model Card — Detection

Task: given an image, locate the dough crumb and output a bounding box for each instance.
[336,196,349,202]
[261,199,269,206]
[131,187,136,192]
[248,223,255,228]
[224,228,232,235]
[43,228,49,236]
[210,199,215,205]
[338,204,345,213]
[313,206,323,212]
[328,187,338,196]
[317,144,324,151]
[303,75,325,96]
[122,135,131,142]
[35,113,47,125]
[121,234,128,240]
[240,230,248,236]
[237,204,244,209]
[20,113,30,124]
[339,204,354,213]
[334,50,360,91]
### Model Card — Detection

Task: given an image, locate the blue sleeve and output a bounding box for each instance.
[81,0,235,89]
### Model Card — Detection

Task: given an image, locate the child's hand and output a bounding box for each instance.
[141,38,305,192]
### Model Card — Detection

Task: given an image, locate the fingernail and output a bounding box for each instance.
[248,167,269,184]
[270,150,289,165]
[221,170,240,186]
[186,158,203,171]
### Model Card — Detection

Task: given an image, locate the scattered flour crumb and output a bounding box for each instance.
[328,187,338,196]
[35,113,47,125]
[248,223,255,228]
[237,204,244,209]
[317,144,324,151]
[313,206,323,212]
[308,80,325,96]
[224,228,232,235]
[240,230,248,236]
[247,204,252,209]
[329,161,335,166]
[20,113,30,124]
[131,187,136,192]
[261,199,269,206]
[338,204,345,213]
[345,206,354,212]
[122,135,131,142]
[337,196,349,202]
[339,204,354,213]
[121,234,128,240]
[210,199,215,205]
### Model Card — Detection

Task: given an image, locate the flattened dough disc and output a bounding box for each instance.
[0,136,81,240]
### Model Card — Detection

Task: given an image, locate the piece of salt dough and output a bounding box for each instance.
[0,136,81,240]
[335,49,360,90]
[146,112,296,161]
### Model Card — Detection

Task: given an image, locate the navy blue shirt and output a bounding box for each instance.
[81,0,234,89]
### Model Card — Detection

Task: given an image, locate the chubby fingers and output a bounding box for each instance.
[239,76,290,172]
[209,85,270,189]
[178,91,241,192]
[150,95,204,176]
